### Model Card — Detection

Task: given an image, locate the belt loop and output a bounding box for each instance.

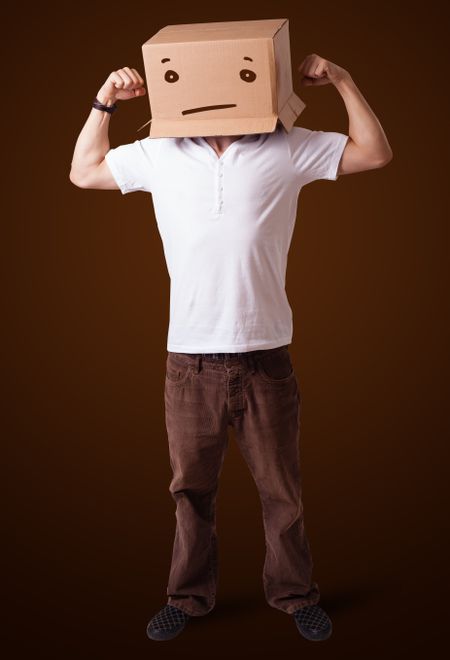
[249,354,256,374]
[194,355,202,373]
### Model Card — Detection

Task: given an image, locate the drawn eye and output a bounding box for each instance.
[164,70,179,83]
[239,69,256,82]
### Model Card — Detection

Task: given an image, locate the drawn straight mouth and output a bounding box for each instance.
[182,104,237,115]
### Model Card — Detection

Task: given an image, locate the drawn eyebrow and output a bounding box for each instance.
[161,56,252,63]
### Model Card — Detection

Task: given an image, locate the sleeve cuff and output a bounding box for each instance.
[104,150,129,195]
[326,134,350,181]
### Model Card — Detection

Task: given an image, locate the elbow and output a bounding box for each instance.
[374,146,394,169]
[69,169,87,188]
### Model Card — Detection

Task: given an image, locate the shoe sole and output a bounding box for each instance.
[296,624,333,641]
[146,621,187,642]
[146,623,187,641]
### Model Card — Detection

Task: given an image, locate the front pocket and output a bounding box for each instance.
[165,356,191,385]
[256,349,295,384]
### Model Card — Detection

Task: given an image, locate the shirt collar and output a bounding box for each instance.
[187,132,263,161]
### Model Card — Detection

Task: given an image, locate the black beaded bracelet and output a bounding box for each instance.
[92,97,117,114]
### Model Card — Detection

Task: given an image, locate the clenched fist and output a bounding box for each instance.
[96,67,146,105]
[297,54,350,87]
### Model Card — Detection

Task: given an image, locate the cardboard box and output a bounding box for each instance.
[137,18,305,138]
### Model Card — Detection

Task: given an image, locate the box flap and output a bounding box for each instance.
[278,91,306,132]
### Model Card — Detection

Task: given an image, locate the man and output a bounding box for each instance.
[69,53,392,642]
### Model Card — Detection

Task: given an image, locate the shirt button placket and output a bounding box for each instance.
[216,161,224,215]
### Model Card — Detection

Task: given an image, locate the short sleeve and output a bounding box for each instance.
[104,138,156,194]
[286,126,349,187]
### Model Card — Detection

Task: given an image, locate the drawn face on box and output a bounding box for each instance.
[147,41,274,122]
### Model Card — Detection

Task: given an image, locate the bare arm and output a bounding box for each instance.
[334,75,393,174]
[298,54,393,175]
[69,67,146,189]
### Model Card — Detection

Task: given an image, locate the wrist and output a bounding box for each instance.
[96,89,116,106]
[333,72,356,93]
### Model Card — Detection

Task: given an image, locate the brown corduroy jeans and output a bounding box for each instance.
[164,344,321,616]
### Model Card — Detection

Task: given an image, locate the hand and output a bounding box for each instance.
[297,54,350,87]
[96,67,146,104]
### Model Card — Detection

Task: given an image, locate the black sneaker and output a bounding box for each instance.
[293,603,333,641]
[146,604,191,641]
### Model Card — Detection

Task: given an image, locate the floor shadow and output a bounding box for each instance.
[319,580,398,616]
[190,593,265,622]
[189,580,396,627]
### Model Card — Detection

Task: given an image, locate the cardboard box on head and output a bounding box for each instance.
[137,18,306,138]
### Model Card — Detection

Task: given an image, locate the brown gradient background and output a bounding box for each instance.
[4,0,449,657]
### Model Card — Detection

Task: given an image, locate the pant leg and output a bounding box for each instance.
[164,353,229,616]
[231,348,321,614]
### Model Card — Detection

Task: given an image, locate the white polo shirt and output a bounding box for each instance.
[104,122,349,353]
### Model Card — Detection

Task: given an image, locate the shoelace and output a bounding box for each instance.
[150,604,190,631]
[293,604,330,632]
